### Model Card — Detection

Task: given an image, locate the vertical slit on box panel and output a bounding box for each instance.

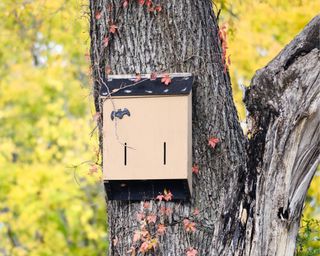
[124,143,127,166]
[164,142,166,165]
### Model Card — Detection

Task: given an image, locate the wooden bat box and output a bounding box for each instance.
[101,73,193,200]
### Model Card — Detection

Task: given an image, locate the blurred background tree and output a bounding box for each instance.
[0,0,318,255]
[0,0,107,255]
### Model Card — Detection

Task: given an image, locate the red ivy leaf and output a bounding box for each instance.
[218,23,229,73]
[193,208,200,216]
[95,11,102,20]
[192,164,199,175]
[123,0,129,8]
[161,73,171,85]
[159,206,166,215]
[160,206,173,216]
[140,230,149,237]
[146,214,157,224]
[138,0,145,5]
[157,224,166,235]
[103,37,109,47]
[109,24,118,34]
[183,219,196,233]
[218,24,227,40]
[186,247,198,256]
[208,137,219,149]
[156,194,164,201]
[88,164,98,175]
[155,5,162,12]
[143,201,150,209]
[139,241,149,253]
[157,189,173,201]
[163,189,173,201]
[133,231,141,243]
[145,0,152,7]
[165,207,173,215]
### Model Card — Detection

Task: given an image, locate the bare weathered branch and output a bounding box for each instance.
[244,15,320,256]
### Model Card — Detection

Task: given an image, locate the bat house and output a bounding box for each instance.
[101,73,193,200]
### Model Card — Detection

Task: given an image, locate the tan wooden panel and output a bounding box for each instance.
[103,95,191,181]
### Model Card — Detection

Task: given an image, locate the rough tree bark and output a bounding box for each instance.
[89,0,319,254]
[243,16,319,255]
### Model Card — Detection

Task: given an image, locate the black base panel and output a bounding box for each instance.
[104,179,190,201]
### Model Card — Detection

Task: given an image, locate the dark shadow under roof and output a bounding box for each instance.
[100,74,193,97]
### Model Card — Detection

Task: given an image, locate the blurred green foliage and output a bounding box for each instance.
[296,218,320,256]
[296,172,320,255]
[0,0,107,255]
[0,0,318,255]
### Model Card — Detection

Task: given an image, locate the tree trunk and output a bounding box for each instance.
[89,0,319,254]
